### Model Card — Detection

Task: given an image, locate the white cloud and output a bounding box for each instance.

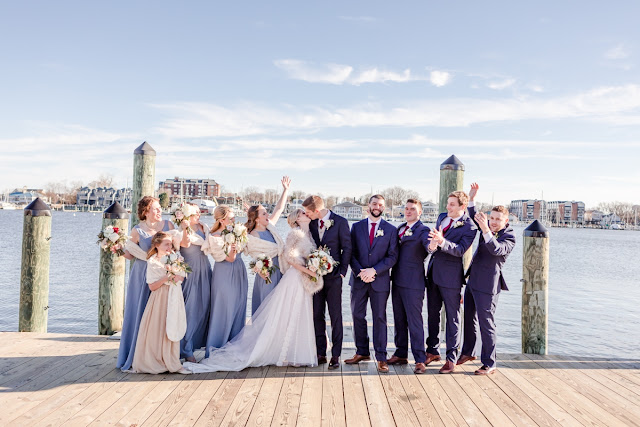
[487,78,516,90]
[605,44,630,60]
[429,70,451,87]
[350,68,413,85]
[273,59,353,84]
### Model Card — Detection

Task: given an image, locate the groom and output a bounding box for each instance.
[304,195,352,370]
[346,194,398,373]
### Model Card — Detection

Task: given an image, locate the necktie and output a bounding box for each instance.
[399,225,410,238]
[320,219,324,229]
[441,218,453,234]
[369,223,377,246]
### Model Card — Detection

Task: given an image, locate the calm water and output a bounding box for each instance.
[1,210,639,357]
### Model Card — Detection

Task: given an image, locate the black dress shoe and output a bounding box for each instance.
[317,356,328,364]
[328,357,340,370]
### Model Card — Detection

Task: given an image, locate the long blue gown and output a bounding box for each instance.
[251,230,283,315]
[116,220,172,370]
[204,248,248,358]
[180,228,212,359]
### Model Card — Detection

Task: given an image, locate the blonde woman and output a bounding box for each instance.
[201,205,248,358]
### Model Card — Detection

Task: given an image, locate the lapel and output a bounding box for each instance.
[370,219,385,251]
[310,219,320,245]
[398,222,407,244]
[320,211,334,244]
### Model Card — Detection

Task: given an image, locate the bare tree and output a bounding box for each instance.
[380,186,420,207]
[290,190,307,201]
[242,186,264,204]
[88,173,115,188]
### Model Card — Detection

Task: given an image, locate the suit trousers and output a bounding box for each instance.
[461,286,500,368]
[350,284,389,361]
[426,284,462,362]
[312,275,344,358]
[391,286,426,363]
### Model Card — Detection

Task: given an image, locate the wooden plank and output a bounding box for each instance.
[165,371,229,427]
[269,366,305,427]
[391,363,443,427]
[297,363,324,426]
[412,365,469,427]
[321,362,346,427]
[218,366,269,427]
[245,366,287,427]
[359,360,396,427]
[558,355,640,398]
[117,374,189,426]
[377,361,420,427]
[340,361,370,427]
[141,374,211,427]
[193,369,248,427]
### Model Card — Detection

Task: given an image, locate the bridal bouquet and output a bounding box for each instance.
[250,254,279,284]
[221,223,249,255]
[306,245,338,282]
[161,251,193,283]
[171,203,198,234]
[97,225,128,256]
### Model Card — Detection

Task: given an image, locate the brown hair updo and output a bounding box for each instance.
[245,205,264,233]
[137,196,160,221]
[211,205,233,233]
[147,231,170,259]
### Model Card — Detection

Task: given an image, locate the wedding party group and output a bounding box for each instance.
[107,176,515,377]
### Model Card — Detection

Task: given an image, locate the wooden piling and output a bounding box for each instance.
[19,198,52,332]
[98,201,129,335]
[522,220,550,355]
[130,141,156,227]
[438,155,472,266]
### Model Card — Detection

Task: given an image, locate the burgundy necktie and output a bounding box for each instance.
[369,223,377,246]
[441,218,453,234]
[320,219,324,229]
[399,225,410,238]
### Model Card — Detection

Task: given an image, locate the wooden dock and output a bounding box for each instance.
[1,332,640,426]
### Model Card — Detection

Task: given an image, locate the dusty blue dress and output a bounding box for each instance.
[204,248,248,358]
[251,230,283,315]
[180,227,212,359]
[116,220,172,370]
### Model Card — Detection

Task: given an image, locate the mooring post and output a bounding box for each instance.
[98,201,130,335]
[130,141,156,228]
[19,198,52,332]
[522,220,550,355]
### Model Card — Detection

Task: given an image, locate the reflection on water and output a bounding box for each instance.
[1,210,639,357]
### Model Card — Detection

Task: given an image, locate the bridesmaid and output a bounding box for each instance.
[132,231,189,374]
[117,196,174,371]
[201,205,248,358]
[245,176,291,314]
[177,204,212,363]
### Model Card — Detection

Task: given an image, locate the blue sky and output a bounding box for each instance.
[1,1,639,207]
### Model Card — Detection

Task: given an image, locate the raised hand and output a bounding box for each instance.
[281,176,291,190]
[474,212,490,233]
[469,182,479,201]
[428,225,444,246]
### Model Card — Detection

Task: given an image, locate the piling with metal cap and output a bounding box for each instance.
[130,141,156,227]
[522,220,550,354]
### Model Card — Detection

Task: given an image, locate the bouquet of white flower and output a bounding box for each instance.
[220,223,249,255]
[250,254,279,284]
[96,225,128,256]
[306,245,338,282]
[171,203,198,234]
[161,251,193,283]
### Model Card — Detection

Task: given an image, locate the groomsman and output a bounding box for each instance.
[457,183,515,375]
[426,191,477,374]
[303,195,352,370]
[389,199,431,374]
[346,195,398,373]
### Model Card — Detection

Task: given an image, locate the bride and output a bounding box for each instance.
[183,208,322,373]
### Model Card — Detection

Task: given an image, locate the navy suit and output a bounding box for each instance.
[309,211,352,358]
[390,221,431,363]
[426,212,477,362]
[461,205,516,368]
[349,218,399,361]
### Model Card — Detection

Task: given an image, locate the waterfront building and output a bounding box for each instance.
[76,187,132,209]
[421,201,438,223]
[8,187,48,205]
[287,198,305,213]
[547,201,585,225]
[333,201,364,220]
[509,199,547,222]
[158,177,220,204]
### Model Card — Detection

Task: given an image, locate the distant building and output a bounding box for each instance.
[333,201,364,220]
[547,201,585,225]
[287,199,305,213]
[159,177,220,203]
[76,187,132,209]
[9,187,47,205]
[421,201,438,223]
[585,209,604,225]
[601,213,621,226]
[509,199,547,222]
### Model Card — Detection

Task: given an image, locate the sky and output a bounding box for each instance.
[1,1,640,207]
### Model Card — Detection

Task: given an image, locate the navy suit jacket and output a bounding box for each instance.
[466,205,516,295]
[391,221,431,290]
[427,212,477,289]
[309,211,352,278]
[349,218,399,292]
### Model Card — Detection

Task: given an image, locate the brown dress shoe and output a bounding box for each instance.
[456,355,477,365]
[474,365,497,375]
[387,355,408,365]
[328,357,340,370]
[317,356,328,364]
[439,360,455,374]
[414,363,426,374]
[344,354,371,364]
[425,353,441,365]
[377,361,389,373]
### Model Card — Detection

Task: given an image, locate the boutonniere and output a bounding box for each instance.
[452,220,465,229]
[404,228,413,237]
[375,229,384,238]
[493,231,499,239]
[324,219,334,230]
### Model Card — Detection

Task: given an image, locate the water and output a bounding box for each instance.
[1,210,639,357]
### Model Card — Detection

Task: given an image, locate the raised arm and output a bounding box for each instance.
[269,176,291,223]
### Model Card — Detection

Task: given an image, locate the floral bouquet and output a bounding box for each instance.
[221,223,249,255]
[306,245,338,282]
[250,254,279,284]
[161,251,193,283]
[97,225,128,256]
[171,203,198,234]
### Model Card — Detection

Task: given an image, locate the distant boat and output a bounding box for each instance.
[610,224,622,230]
[0,202,18,210]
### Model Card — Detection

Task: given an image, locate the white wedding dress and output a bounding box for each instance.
[183,228,322,373]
